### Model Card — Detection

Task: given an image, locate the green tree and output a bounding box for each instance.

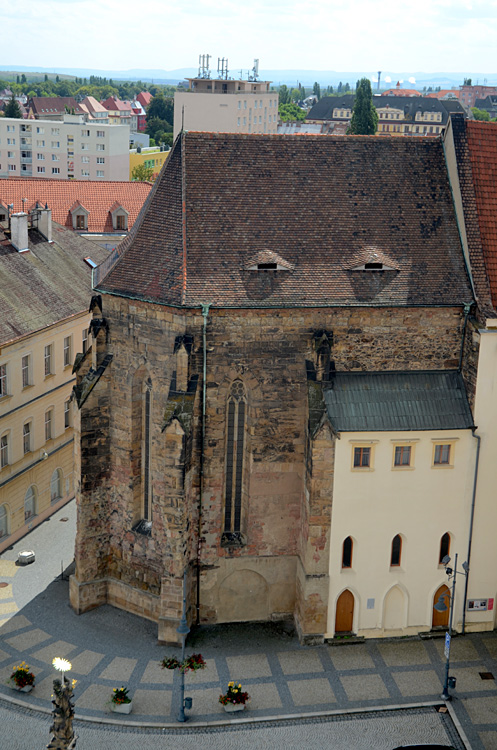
[290,87,301,103]
[55,75,60,83]
[147,93,173,125]
[131,164,154,181]
[278,102,306,122]
[20,73,26,84]
[471,107,490,121]
[313,82,321,100]
[349,78,378,135]
[464,77,472,86]
[44,74,48,82]
[4,94,23,118]
[278,85,290,104]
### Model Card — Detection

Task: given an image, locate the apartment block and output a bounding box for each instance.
[174,77,278,138]
[0,115,129,181]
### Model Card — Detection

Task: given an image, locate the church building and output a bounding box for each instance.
[70,132,496,644]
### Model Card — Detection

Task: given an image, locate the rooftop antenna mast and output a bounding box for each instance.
[217,57,229,80]
[198,54,211,79]
[377,71,381,91]
[248,59,260,82]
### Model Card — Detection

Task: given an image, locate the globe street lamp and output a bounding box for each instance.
[433,552,469,700]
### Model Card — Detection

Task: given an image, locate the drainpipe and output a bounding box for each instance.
[196,303,210,624]
[458,303,472,372]
[462,429,481,634]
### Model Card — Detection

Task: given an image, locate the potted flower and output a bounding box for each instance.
[110,686,132,714]
[8,662,35,692]
[219,681,250,713]
[161,653,206,674]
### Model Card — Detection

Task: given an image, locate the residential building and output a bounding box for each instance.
[129,100,147,132]
[70,132,497,647]
[0,209,109,553]
[381,83,421,97]
[100,97,133,128]
[79,96,109,124]
[307,95,467,136]
[28,97,87,121]
[129,146,170,180]
[0,115,129,181]
[173,76,278,138]
[136,91,153,111]
[0,178,151,236]
[459,84,497,108]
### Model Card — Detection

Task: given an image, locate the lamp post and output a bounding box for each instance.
[176,570,190,722]
[433,553,469,700]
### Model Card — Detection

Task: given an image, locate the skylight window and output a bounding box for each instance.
[84,257,97,268]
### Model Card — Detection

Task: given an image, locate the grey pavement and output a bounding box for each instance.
[0,500,496,749]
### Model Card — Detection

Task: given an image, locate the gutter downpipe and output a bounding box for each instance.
[197,303,210,625]
[462,428,481,634]
[458,303,472,372]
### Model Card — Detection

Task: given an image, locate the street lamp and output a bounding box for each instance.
[176,570,191,722]
[433,552,469,700]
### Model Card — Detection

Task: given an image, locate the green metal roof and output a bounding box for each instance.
[324,371,474,432]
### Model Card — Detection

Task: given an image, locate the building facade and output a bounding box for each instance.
[69,132,497,645]
[174,78,278,138]
[0,115,129,181]
[0,210,109,553]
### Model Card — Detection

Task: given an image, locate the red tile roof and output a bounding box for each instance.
[101,97,131,113]
[137,92,153,109]
[29,96,86,116]
[0,178,151,234]
[466,121,497,308]
[98,132,473,309]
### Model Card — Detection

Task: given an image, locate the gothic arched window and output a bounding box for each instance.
[222,380,247,547]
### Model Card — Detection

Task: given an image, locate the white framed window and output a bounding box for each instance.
[81,156,90,163]
[237,101,241,109]
[44,344,53,376]
[23,422,31,454]
[63,336,72,367]
[7,138,15,145]
[97,130,105,137]
[51,468,63,501]
[81,169,90,177]
[8,164,16,172]
[237,117,240,126]
[36,126,44,134]
[21,355,31,387]
[37,166,45,173]
[7,151,14,158]
[7,125,15,132]
[96,170,104,177]
[0,505,8,539]
[0,434,8,468]
[45,409,53,441]
[96,156,105,164]
[96,144,105,151]
[254,100,258,109]
[37,153,45,160]
[81,129,90,137]
[37,139,45,147]
[64,400,71,428]
[52,154,59,161]
[82,328,88,354]
[52,167,60,174]
[0,365,7,397]
[81,143,89,151]
[51,128,60,135]
[51,141,60,148]
[24,485,36,521]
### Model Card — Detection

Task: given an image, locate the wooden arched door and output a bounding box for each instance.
[432,584,450,628]
[335,589,354,633]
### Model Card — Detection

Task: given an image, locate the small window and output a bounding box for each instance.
[82,328,88,354]
[44,344,53,376]
[0,434,8,468]
[63,336,72,367]
[52,167,60,174]
[24,485,36,521]
[434,444,451,465]
[76,214,86,230]
[45,409,53,441]
[0,504,8,539]
[0,364,7,397]
[342,536,353,568]
[23,422,31,454]
[97,130,105,137]
[51,469,63,501]
[364,262,383,270]
[22,355,31,387]
[257,263,277,270]
[439,532,450,564]
[391,535,402,566]
[353,446,370,468]
[64,400,71,428]
[116,214,126,231]
[394,445,411,467]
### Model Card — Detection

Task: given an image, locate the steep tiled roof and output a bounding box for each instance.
[29,97,85,116]
[0,178,151,234]
[324,371,474,431]
[465,120,497,309]
[101,97,131,113]
[97,132,473,308]
[0,222,109,345]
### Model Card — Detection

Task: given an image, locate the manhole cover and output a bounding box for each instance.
[0,582,8,588]
[479,672,495,680]
[60,518,68,522]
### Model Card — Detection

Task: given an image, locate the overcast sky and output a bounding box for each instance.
[2,0,497,76]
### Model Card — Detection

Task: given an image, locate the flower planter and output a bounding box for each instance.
[223,702,246,713]
[9,679,33,693]
[112,700,132,714]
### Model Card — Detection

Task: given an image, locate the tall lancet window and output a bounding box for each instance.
[132,370,153,535]
[222,380,247,547]
[143,377,152,521]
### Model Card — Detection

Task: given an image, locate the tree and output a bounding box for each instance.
[131,164,154,181]
[278,85,290,104]
[349,78,378,135]
[313,82,321,100]
[278,102,306,122]
[464,78,472,86]
[4,94,23,118]
[146,93,173,125]
[471,107,490,121]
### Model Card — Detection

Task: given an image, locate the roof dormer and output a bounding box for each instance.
[243,249,295,271]
[347,247,400,272]
[70,200,89,231]
[109,201,129,232]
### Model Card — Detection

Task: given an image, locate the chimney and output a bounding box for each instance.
[38,206,52,243]
[10,212,29,253]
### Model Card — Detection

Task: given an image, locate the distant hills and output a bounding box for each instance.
[1,64,496,89]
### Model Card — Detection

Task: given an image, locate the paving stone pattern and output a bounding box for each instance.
[0,504,496,749]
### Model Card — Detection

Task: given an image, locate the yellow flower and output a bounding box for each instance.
[228,681,234,687]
